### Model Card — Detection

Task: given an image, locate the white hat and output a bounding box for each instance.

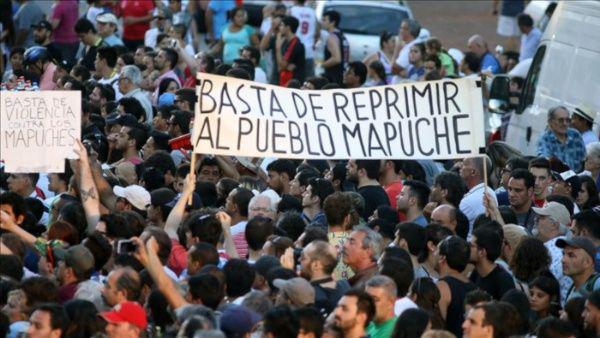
[113,185,150,210]
[532,201,570,226]
[96,13,118,26]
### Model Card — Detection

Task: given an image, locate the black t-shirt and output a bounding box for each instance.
[358,185,390,220]
[281,36,305,82]
[313,279,350,316]
[469,264,515,300]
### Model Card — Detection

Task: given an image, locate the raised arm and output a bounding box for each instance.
[216,211,239,259]
[0,210,36,246]
[164,174,195,240]
[74,140,101,235]
[133,236,188,310]
[89,160,118,211]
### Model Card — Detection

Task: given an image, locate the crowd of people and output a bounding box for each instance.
[1,0,600,338]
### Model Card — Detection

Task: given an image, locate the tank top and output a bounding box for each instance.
[441,276,477,337]
[377,51,394,84]
[323,29,349,85]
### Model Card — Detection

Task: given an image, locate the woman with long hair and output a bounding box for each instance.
[406,42,426,81]
[576,175,600,210]
[409,277,445,329]
[529,274,561,326]
[510,237,551,295]
[365,60,387,86]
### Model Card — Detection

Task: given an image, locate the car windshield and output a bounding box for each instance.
[324,5,409,35]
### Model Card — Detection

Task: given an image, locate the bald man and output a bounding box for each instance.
[431,204,458,234]
[467,34,501,74]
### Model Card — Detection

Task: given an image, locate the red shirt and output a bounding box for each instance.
[385,181,406,221]
[120,0,154,41]
[168,239,187,277]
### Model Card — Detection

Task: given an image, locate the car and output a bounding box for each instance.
[315,0,414,62]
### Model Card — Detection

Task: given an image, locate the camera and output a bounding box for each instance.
[117,239,137,254]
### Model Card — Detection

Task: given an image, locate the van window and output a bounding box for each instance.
[323,5,409,35]
[518,45,546,113]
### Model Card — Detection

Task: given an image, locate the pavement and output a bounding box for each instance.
[409,0,505,52]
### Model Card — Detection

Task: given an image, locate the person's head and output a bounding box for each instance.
[460,51,481,74]
[572,209,600,240]
[529,157,552,199]
[96,13,119,38]
[116,126,146,152]
[32,20,52,45]
[409,42,427,66]
[89,83,115,106]
[299,240,337,280]
[346,159,380,183]
[576,176,600,210]
[467,35,488,57]
[379,30,396,52]
[394,222,426,258]
[343,61,367,88]
[547,106,571,137]
[533,202,570,242]
[280,15,300,37]
[230,7,248,27]
[118,97,146,122]
[323,191,353,228]
[367,60,387,84]
[55,244,96,285]
[333,289,375,333]
[289,168,320,198]
[437,235,470,273]
[529,275,561,317]
[246,216,275,252]
[267,160,296,195]
[470,227,503,264]
[101,267,141,307]
[365,276,397,323]
[509,237,550,283]
[430,171,466,207]
[225,187,254,219]
[154,48,178,71]
[186,242,219,277]
[6,173,39,197]
[391,308,431,338]
[302,178,334,210]
[400,19,421,42]
[183,211,223,247]
[321,10,341,30]
[462,302,508,338]
[295,306,324,338]
[197,156,221,184]
[27,303,68,338]
[507,168,535,210]
[117,65,142,95]
[263,305,300,338]
[74,18,97,46]
[557,237,597,281]
[248,194,277,220]
[223,259,256,299]
[585,142,600,174]
[431,204,458,234]
[175,88,196,112]
[95,46,117,73]
[536,317,577,338]
[396,179,431,214]
[167,109,192,138]
[9,47,25,70]
[499,155,529,188]
[100,301,147,338]
[240,45,261,67]
[460,157,488,188]
[517,13,534,34]
[342,226,382,270]
[583,289,600,334]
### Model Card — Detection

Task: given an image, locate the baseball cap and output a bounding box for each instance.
[220,305,261,337]
[96,13,119,26]
[100,301,148,330]
[31,20,52,31]
[532,201,571,226]
[158,92,175,108]
[573,105,595,124]
[53,244,95,276]
[113,185,151,210]
[556,236,596,262]
[150,187,176,206]
[273,277,315,307]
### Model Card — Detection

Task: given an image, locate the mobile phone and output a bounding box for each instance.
[171,39,177,48]
[117,239,137,254]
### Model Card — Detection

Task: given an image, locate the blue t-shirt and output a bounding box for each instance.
[501,0,525,17]
[209,0,236,39]
[481,52,502,74]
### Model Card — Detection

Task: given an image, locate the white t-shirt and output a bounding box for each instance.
[98,73,122,101]
[394,297,418,316]
[254,67,267,83]
[289,5,317,59]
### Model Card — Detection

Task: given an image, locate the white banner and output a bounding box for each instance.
[1,91,81,172]
[192,74,485,159]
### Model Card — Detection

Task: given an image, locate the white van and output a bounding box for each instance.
[495,0,600,155]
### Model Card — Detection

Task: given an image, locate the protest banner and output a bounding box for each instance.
[1,91,81,172]
[192,73,485,160]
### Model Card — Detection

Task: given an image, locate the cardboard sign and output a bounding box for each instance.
[192,74,485,159]
[1,91,81,172]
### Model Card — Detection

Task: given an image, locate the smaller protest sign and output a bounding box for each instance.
[1,91,81,173]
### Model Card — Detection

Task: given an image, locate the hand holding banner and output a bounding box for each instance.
[192,74,485,160]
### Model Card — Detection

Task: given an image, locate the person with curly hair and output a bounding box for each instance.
[510,237,551,294]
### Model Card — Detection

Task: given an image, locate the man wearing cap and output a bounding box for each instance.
[220,304,262,338]
[32,20,61,63]
[113,184,151,214]
[537,106,586,172]
[549,170,582,207]
[274,277,316,309]
[54,244,96,303]
[571,106,599,145]
[100,301,147,338]
[96,13,125,47]
[557,236,600,301]
[147,188,176,228]
[532,201,573,303]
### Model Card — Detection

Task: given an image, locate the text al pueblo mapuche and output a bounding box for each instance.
[193,76,484,159]
[2,97,78,148]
